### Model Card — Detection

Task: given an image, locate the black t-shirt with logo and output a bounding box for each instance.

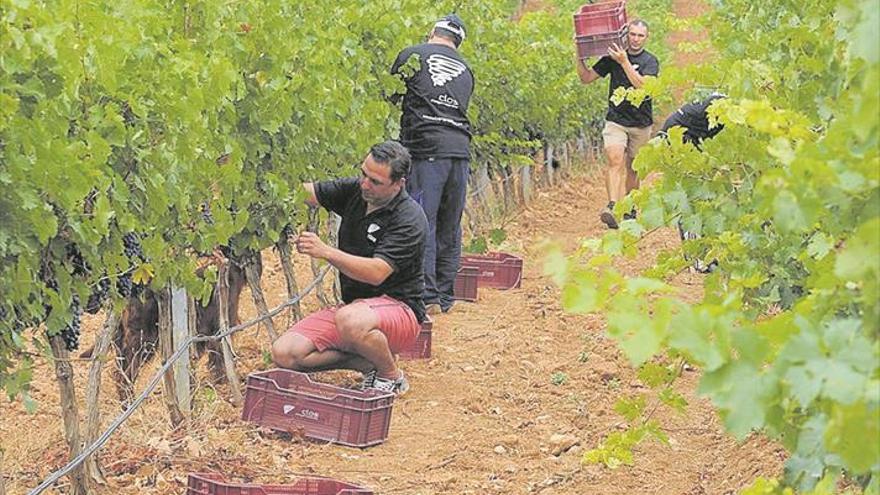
[660,94,726,145]
[592,50,660,128]
[315,177,428,322]
[391,43,474,160]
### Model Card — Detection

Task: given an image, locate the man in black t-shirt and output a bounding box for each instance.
[391,14,474,315]
[271,141,428,395]
[660,93,726,149]
[660,93,726,273]
[577,20,660,229]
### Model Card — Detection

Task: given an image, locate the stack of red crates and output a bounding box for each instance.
[573,1,628,59]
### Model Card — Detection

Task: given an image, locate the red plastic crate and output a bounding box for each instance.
[575,27,629,59]
[186,473,373,495]
[574,1,627,36]
[242,369,394,448]
[399,317,432,360]
[460,252,524,290]
[453,265,479,301]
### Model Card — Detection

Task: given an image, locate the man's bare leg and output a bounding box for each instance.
[601,144,628,228]
[271,332,373,373]
[334,302,400,380]
[604,144,628,203]
[625,155,640,194]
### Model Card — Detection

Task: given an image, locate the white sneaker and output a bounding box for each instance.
[358,369,377,390]
[370,371,410,396]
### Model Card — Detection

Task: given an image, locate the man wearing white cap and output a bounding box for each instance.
[391,14,475,315]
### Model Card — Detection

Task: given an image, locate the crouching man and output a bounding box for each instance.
[271,140,428,395]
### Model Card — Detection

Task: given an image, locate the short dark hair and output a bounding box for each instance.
[369,140,411,182]
[630,19,649,31]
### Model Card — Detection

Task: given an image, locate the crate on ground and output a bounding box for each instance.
[460,252,524,290]
[187,473,373,495]
[453,265,479,301]
[574,0,627,37]
[575,27,629,60]
[399,316,432,360]
[242,369,394,448]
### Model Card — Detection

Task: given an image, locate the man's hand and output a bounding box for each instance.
[294,232,330,259]
[608,43,628,65]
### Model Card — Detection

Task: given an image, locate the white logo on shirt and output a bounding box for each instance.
[427,54,467,87]
[430,93,460,109]
[367,223,381,243]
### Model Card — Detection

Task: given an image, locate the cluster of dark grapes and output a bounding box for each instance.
[201,202,215,225]
[81,233,148,311]
[123,232,146,261]
[85,277,110,314]
[59,296,83,351]
[1,305,39,335]
[119,232,146,299]
[38,262,83,351]
[66,244,90,276]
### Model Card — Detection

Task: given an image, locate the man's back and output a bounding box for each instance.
[661,94,726,145]
[392,42,474,159]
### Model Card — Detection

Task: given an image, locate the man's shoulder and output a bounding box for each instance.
[392,196,428,228]
[324,176,360,189]
[316,177,360,203]
[402,43,436,56]
[639,49,659,64]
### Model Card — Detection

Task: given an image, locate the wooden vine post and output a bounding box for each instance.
[156,289,184,427]
[170,287,191,416]
[83,311,119,485]
[49,335,89,495]
[217,261,243,406]
[544,143,556,187]
[520,162,532,205]
[501,165,515,213]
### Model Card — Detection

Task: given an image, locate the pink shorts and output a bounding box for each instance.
[288,296,419,354]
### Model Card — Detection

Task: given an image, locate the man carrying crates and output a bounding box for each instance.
[576,14,660,229]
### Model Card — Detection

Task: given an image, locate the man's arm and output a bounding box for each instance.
[303,182,319,207]
[607,44,646,88]
[576,57,601,84]
[295,232,393,286]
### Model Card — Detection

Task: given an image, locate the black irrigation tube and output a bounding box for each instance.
[28,266,331,495]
